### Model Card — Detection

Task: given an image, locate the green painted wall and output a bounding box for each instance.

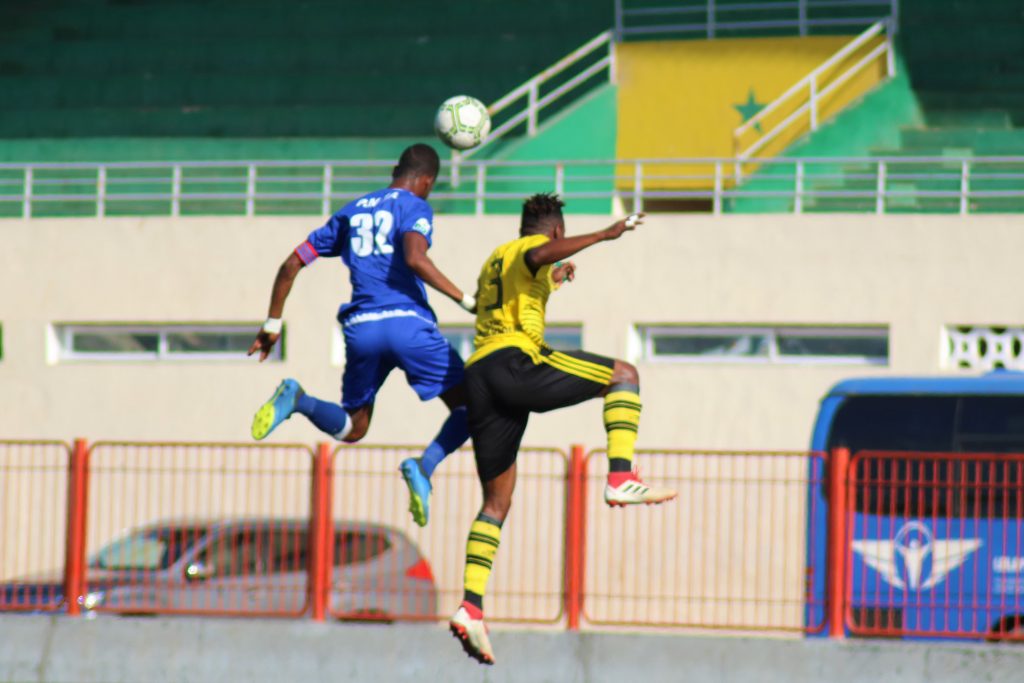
[481,84,618,214]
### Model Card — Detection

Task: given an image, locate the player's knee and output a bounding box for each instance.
[611,360,639,388]
[343,412,371,442]
[341,428,366,443]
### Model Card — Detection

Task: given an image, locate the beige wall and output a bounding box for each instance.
[2,213,1022,451]
[2,213,1021,623]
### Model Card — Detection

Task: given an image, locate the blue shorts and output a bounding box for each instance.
[340,314,465,412]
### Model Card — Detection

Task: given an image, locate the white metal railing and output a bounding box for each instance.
[614,0,897,39]
[733,20,894,170]
[0,156,1021,218]
[451,31,615,182]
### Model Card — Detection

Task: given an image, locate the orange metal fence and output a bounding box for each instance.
[846,450,1024,640]
[25,438,1024,641]
[0,440,72,612]
[327,444,569,624]
[82,442,315,618]
[581,449,827,633]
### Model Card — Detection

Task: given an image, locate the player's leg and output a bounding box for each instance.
[394,318,470,526]
[598,358,676,506]
[251,320,391,441]
[536,349,675,506]
[450,350,526,665]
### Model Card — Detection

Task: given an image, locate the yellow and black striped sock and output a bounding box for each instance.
[462,513,502,610]
[604,383,641,473]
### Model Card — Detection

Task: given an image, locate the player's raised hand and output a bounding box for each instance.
[248,331,280,363]
[552,261,576,285]
[603,212,645,241]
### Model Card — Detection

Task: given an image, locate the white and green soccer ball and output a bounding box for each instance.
[434,95,491,151]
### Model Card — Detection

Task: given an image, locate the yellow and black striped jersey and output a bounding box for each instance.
[466,234,557,367]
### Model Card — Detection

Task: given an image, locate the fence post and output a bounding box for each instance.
[171,164,182,218]
[321,164,333,216]
[22,166,32,219]
[451,151,461,189]
[246,164,257,217]
[633,161,644,213]
[959,159,970,216]
[96,165,107,219]
[827,447,850,639]
[310,443,333,622]
[565,444,587,630]
[64,439,90,616]
[713,161,723,215]
[474,165,486,217]
[794,160,805,214]
[875,160,887,214]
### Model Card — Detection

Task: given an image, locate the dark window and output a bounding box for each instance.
[198,531,263,577]
[90,526,207,570]
[334,531,390,566]
[264,529,309,573]
[957,397,1024,517]
[828,395,1024,518]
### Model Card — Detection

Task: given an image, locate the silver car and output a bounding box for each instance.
[82,518,437,621]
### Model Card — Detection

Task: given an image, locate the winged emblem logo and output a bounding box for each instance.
[851,521,982,590]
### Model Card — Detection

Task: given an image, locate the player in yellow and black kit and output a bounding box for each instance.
[449,193,676,665]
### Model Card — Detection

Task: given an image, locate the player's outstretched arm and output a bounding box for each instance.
[525,213,644,272]
[248,252,304,362]
[403,232,476,312]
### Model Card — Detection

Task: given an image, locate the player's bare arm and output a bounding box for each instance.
[403,231,475,311]
[524,213,644,273]
[247,251,304,362]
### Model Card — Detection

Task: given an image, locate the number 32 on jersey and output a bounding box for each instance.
[350,210,394,257]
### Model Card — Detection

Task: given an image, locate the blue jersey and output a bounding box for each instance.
[295,188,436,323]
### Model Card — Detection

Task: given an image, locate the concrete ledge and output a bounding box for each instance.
[2,615,1024,683]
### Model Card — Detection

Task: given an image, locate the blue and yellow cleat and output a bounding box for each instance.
[399,458,432,527]
[251,379,302,440]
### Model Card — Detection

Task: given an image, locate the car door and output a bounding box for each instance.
[178,529,263,614]
[257,525,310,615]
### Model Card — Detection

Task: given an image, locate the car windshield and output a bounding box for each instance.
[90,527,207,570]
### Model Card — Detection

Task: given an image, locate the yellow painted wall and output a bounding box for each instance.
[615,35,887,190]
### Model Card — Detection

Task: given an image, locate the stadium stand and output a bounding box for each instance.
[0,0,610,150]
[731,0,1024,212]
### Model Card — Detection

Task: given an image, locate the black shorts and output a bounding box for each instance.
[465,346,615,482]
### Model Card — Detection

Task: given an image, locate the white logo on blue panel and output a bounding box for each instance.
[852,521,981,590]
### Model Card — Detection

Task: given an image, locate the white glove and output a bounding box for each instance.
[459,293,476,313]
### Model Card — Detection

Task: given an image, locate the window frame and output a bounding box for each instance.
[439,323,585,359]
[52,323,279,362]
[636,325,889,366]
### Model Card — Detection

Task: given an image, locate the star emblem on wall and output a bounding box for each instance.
[733,88,765,133]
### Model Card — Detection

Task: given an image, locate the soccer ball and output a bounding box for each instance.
[434,95,491,151]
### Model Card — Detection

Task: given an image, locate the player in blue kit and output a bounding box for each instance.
[247,144,473,527]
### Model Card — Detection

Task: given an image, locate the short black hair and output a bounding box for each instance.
[520,192,565,234]
[392,143,440,180]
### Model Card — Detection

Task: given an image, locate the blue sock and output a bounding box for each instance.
[295,393,351,439]
[419,407,469,478]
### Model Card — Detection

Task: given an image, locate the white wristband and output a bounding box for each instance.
[625,213,640,228]
[262,318,283,335]
[459,294,476,313]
